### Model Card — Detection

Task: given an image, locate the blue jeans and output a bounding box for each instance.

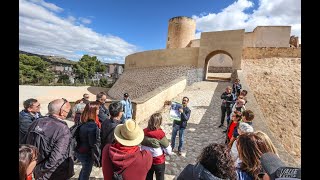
[76,152,93,180]
[171,124,185,152]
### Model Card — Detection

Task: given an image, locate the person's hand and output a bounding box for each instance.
[178,108,183,113]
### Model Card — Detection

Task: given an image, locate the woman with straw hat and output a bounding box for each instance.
[102,119,153,180]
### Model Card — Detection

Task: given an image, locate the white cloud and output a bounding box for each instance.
[29,0,63,12]
[193,0,301,43]
[79,17,91,24]
[19,0,138,63]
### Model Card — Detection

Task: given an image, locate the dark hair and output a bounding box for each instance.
[182,97,189,102]
[23,98,38,110]
[109,101,123,117]
[237,133,269,179]
[241,90,248,96]
[96,92,106,100]
[242,110,254,121]
[81,101,100,123]
[147,113,162,130]
[197,143,236,179]
[19,144,38,180]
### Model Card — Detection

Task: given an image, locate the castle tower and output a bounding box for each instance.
[166,16,196,49]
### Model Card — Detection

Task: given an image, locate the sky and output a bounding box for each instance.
[19,0,301,64]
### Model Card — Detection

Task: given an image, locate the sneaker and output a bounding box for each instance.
[218,124,224,128]
[222,130,227,133]
[178,151,182,156]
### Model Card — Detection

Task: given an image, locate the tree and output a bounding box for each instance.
[73,55,106,79]
[19,54,54,84]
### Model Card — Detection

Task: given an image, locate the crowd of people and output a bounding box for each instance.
[19,82,300,180]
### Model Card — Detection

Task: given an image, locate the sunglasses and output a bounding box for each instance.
[60,98,69,114]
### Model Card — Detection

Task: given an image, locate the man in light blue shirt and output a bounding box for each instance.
[120,93,133,123]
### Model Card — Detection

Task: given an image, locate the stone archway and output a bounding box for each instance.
[204,50,233,80]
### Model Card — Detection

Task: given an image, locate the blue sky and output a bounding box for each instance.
[19,0,301,64]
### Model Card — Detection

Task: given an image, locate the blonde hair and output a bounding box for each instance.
[255,131,278,156]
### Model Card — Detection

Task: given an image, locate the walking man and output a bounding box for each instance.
[171,97,191,156]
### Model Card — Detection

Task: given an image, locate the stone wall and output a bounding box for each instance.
[125,47,199,69]
[166,16,196,49]
[243,26,291,47]
[242,47,301,59]
[108,65,197,100]
[132,77,187,123]
[208,67,232,73]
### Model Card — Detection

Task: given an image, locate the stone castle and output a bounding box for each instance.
[108,16,300,122]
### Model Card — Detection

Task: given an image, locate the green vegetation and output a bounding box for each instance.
[19,54,55,85]
[73,55,106,79]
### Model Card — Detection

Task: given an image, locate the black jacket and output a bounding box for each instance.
[177,163,225,180]
[19,110,42,144]
[77,120,101,167]
[100,118,121,150]
[97,102,110,123]
[173,106,191,128]
[221,92,234,108]
[25,115,74,180]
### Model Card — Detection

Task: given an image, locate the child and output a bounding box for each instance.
[141,113,172,180]
[19,144,38,180]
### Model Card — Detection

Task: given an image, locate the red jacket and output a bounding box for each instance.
[228,121,238,140]
[102,143,152,180]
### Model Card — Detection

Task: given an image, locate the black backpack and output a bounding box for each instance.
[69,123,83,159]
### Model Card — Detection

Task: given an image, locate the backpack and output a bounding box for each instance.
[69,123,83,159]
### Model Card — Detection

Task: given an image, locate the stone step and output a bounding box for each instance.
[206,76,231,81]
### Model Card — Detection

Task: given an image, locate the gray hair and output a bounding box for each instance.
[48,99,65,115]
[238,122,254,133]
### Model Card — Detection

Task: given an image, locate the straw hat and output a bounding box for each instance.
[114,119,144,146]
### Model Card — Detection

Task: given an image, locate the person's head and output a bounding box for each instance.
[114,119,144,147]
[80,101,100,123]
[259,152,301,180]
[231,111,242,122]
[237,133,269,179]
[197,143,236,179]
[23,98,40,114]
[147,112,162,130]
[236,99,246,108]
[96,92,107,103]
[182,96,189,107]
[109,101,124,118]
[240,90,248,96]
[238,122,254,135]
[234,78,240,84]
[48,98,71,120]
[83,93,89,100]
[242,110,254,122]
[225,86,232,94]
[82,93,90,104]
[19,144,38,180]
[123,93,129,100]
[255,131,278,156]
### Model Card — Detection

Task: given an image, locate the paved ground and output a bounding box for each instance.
[70,81,231,179]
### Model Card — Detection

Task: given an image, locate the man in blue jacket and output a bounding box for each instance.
[120,93,133,123]
[171,97,191,156]
[19,98,42,144]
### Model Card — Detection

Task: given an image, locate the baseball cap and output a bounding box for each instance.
[124,93,129,97]
[260,152,301,179]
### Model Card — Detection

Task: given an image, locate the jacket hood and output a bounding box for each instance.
[192,163,225,180]
[108,144,140,172]
[143,128,165,140]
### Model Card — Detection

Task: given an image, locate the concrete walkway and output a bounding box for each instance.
[71,81,231,179]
